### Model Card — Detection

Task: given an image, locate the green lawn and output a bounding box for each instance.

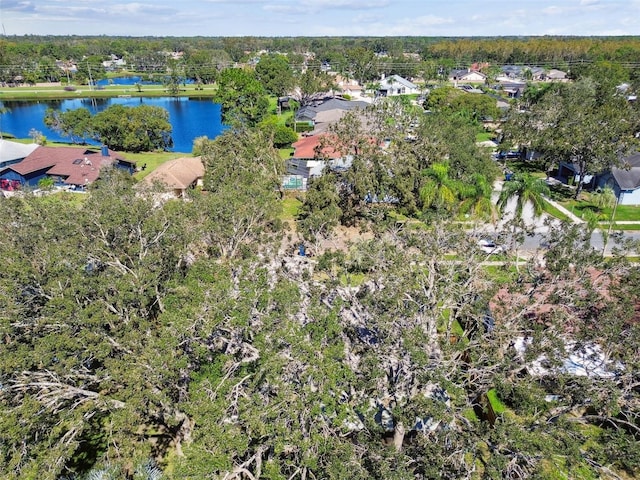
[280,196,302,221]
[475,131,495,143]
[482,264,519,285]
[279,147,294,160]
[264,96,296,129]
[130,151,191,180]
[542,199,571,221]
[0,83,219,101]
[559,198,640,222]
[604,223,640,231]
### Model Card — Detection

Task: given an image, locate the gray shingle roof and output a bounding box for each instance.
[612,153,640,190]
[380,75,418,90]
[295,98,368,122]
[0,139,39,164]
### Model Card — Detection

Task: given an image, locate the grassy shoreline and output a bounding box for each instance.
[0,83,219,101]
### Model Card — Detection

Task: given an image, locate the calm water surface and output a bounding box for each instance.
[1,97,224,153]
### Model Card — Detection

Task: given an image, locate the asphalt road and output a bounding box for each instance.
[488,183,640,256]
[518,230,640,256]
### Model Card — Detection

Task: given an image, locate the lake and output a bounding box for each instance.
[0,97,225,153]
[94,76,194,86]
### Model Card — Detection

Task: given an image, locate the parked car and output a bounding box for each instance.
[496,151,521,159]
[477,239,506,254]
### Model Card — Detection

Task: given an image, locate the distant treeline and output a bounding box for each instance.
[2,35,640,86]
[3,35,640,64]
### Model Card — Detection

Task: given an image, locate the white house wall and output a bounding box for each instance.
[619,188,640,205]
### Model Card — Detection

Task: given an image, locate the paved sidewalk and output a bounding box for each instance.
[544,197,640,228]
[543,197,584,223]
[495,180,640,228]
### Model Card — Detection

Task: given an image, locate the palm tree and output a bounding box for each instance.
[419,162,460,215]
[592,186,616,211]
[458,173,497,222]
[590,186,618,256]
[497,173,550,222]
[496,173,550,271]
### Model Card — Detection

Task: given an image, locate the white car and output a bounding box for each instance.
[477,239,506,254]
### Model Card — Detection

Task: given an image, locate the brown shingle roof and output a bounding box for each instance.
[292,135,342,160]
[141,157,204,190]
[11,146,128,186]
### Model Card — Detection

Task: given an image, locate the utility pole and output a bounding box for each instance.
[603,194,620,256]
[87,61,94,91]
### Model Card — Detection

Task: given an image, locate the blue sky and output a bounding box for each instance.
[2,0,639,37]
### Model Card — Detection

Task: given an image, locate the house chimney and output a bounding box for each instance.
[101,145,109,157]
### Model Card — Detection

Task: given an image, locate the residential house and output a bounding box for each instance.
[102,55,127,71]
[545,69,568,81]
[617,83,638,102]
[376,75,419,97]
[470,62,490,72]
[514,336,620,378]
[285,134,351,189]
[332,75,365,98]
[0,140,40,191]
[596,152,640,205]
[295,97,369,127]
[558,153,640,205]
[500,65,524,79]
[0,139,39,171]
[449,69,487,83]
[139,156,204,198]
[457,84,484,94]
[499,81,526,98]
[527,66,546,80]
[492,267,624,381]
[0,145,135,191]
[56,60,78,74]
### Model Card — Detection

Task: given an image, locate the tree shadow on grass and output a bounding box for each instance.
[547,182,574,201]
[507,159,547,174]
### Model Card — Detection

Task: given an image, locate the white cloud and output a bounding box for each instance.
[263,0,388,16]
[352,12,384,23]
[2,0,640,37]
[203,0,266,3]
[2,0,36,12]
[542,6,565,15]
[300,0,390,7]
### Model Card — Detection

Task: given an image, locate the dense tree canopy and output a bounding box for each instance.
[199,128,284,258]
[3,35,640,88]
[2,34,640,480]
[502,78,638,198]
[297,99,501,225]
[293,67,337,106]
[43,104,173,152]
[1,173,638,479]
[426,86,501,122]
[44,107,93,144]
[91,104,173,152]
[213,68,270,127]
[255,54,294,97]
